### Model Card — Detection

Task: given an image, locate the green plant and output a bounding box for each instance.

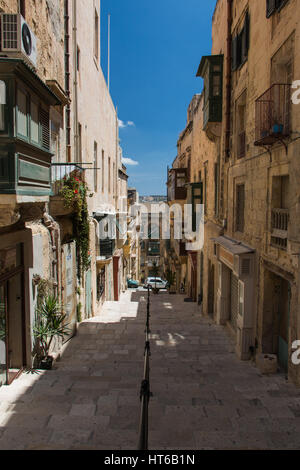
[61,175,90,278]
[77,302,82,323]
[33,295,70,362]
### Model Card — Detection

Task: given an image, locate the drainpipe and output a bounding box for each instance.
[64,0,71,161]
[72,0,79,163]
[115,107,119,212]
[225,0,233,161]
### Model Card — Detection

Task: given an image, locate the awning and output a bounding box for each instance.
[213,236,254,255]
[93,208,116,221]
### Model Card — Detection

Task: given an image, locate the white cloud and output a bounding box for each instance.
[122,157,139,166]
[118,119,135,129]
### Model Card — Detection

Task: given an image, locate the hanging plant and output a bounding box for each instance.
[61,175,90,279]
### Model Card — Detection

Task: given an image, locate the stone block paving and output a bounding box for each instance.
[0,290,300,449]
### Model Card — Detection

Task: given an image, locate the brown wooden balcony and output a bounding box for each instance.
[254,84,291,147]
[271,208,289,250]
[167,168,188,201]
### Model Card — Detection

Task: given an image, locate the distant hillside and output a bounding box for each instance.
[140,195,168,203]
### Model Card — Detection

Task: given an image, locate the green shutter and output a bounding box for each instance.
[198,55,223,127]
[192,183,203,232]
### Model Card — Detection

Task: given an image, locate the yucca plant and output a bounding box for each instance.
[33,295,70,368]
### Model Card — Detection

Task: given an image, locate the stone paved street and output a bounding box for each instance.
[1,291,300,449]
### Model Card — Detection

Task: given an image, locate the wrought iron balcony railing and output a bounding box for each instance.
[96,238,115,259]
[254,84,291,147]
[51,163,84,196]
[271,208,289,250]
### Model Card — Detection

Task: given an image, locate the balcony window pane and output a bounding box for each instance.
[204,70,209,103]
[30,101,39,143]
[17,88,28,137]
[213,75,221,96]
[0,81,6,131]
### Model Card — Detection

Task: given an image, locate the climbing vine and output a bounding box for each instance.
[61,175,90,278]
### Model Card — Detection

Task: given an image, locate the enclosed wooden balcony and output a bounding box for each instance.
[167,168,188,201]
[254,84,291,147]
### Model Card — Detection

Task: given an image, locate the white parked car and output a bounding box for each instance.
[144,277,167,290]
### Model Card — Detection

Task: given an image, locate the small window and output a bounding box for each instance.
[191,182,203,232]
[108,157,111,193]
[94,9,99,61]
[94,141,98,191]
[0,81,6,131]
[102,150,105,192]
[267,0,288,17]
[204,164,208,216]
[214,162,220,216]
[232,12,250,70]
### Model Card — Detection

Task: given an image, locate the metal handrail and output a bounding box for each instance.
[138,286,152,450]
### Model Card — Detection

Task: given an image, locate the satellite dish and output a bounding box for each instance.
[22,23,32,56]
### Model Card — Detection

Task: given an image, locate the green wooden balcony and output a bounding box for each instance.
[0,58,61,197]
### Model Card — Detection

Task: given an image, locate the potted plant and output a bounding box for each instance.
[33,295,70,370]
[165,269,177,294]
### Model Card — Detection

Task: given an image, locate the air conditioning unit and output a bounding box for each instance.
[0,14,37,69]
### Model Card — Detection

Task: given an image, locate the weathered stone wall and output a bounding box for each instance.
[210,0,300,383]
[0,0,65,88]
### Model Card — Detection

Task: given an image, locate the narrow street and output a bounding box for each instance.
[0,291,300,450]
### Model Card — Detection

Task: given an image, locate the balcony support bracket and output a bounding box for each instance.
[261,145,272,162]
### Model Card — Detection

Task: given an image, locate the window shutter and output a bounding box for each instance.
[192,183,203,232]
[232,36,238,71]
[40,108,50,150]
[266,0,276,17]
[276,0,287,9]
[237,32,242,68]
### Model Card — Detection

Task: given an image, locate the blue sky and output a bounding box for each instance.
[101,0,216,196]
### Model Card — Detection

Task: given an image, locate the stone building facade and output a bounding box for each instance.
[166,0,300,385]
[0,0,131,386]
